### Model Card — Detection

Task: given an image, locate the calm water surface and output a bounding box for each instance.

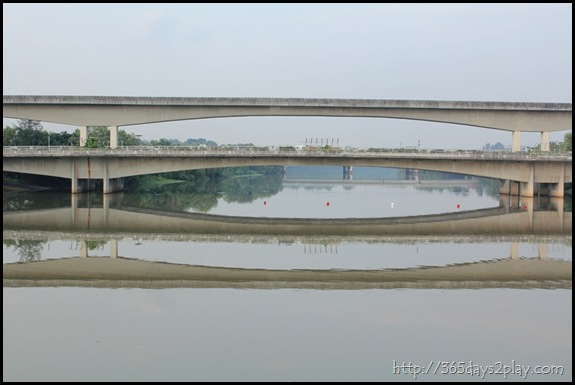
[3,177,572,381]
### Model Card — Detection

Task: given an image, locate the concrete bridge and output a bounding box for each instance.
[3,95,572,152]
[3,146,572,197]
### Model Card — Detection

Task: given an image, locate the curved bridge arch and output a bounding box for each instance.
[3,95,572,152]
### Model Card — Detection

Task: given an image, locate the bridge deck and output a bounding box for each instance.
[4,95,572,110]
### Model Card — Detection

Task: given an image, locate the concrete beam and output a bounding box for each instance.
[3,96,572,132]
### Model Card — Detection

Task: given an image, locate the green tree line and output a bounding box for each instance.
[3,119,284,188]
[3,120,142,147]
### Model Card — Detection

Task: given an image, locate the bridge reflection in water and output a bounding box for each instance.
[3,193,571,236]
[3,194,571,290]
[3,250,571,290]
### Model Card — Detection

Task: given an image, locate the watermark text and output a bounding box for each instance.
[392,360,565,380]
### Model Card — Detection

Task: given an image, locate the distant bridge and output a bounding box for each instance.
[3,95,572,152]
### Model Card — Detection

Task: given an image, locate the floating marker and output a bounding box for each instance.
[326,202,330,206]
[263,201,267,205]
[457,204,460,209]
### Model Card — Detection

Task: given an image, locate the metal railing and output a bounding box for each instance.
[3,145,572,161]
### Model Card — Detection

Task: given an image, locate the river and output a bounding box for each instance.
[3,171,572,381]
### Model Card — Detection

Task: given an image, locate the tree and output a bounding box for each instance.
[184,138,218,147]
[15,119,43,131]
[3,125,17,145]
[118,130,141,146]
[51,130,77,146]
[564,132,572,152]
[548,132,572,152]
[8,119,45,146]
[83,127,140,147]
[150,138,173,146]
[86,126,110,147]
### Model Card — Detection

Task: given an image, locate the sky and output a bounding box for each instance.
[2,3,572,150]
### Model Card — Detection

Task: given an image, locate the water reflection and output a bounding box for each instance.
[4,176,506,218]
[3,181,572,382]
[3,239,571,290]
[3,191,571,290]
[3,189,571,234]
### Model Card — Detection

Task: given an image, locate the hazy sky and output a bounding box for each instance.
[3,3,572,149]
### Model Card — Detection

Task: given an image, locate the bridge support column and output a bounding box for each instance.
[551,197,565,231]
[536,182,564,198]
[103,177,124,194]
[499,180,520,196]
[71,178,96,193]
[109,126,119,149]
[80,241,88,258]
[71,193,79,226]
[103,162,124,193]
[550,181,565,198]
[520,166,535,197]
[549,164,565,198]
[103,192,122,209]
[500,194,528,210]
[406,169,419,181]
[71,161,96,193]
[71,173,81,193]
[499,195,512,211]
[343,165,353,180]
[538,244,548,260]
[520,197,534,228]
[509,242,519,260]
[536,182,549,197]
[110,239,118,259]
[540,132,550,152]
[511,131,521,152]
[79,126,88,147]
[70,161,94,194]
